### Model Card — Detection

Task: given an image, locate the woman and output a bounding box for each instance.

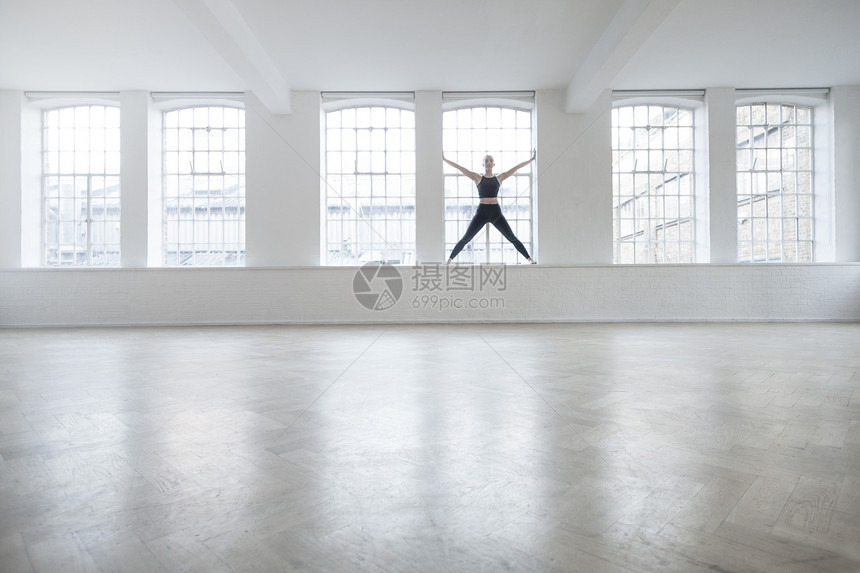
[444,151,536,263]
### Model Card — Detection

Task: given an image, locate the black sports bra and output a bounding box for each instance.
[477,176,500,198]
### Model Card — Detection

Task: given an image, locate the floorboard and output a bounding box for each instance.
[0,323,858,572]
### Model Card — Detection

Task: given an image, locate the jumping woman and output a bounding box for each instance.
[444,151,536,264]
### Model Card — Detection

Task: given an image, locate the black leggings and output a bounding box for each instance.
[449,204,531,260]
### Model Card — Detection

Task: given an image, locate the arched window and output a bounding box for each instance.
[443,105,534,264]
[42,105,121,266]
[736,103,814,262]
[162,106,245,266]
[323,105,416,265]
[611,105,696,264]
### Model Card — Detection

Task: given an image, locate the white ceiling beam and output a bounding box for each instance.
[172,0,291,114]
[565,0,680,113]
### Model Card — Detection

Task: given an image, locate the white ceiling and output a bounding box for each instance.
[1,0,859,112]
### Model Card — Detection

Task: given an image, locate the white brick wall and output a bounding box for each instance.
[2,264,858,327]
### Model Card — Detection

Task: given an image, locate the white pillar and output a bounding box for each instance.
[245,90,321,266]
[830,86,860,262]
[0,91,23,268]
[120,91,151,267]
[705,87,737,264]
[536,88,612,264]
[415,91,444,263]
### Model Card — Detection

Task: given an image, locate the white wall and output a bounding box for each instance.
[0,91,23,268]
[705,88,738,264]
[1,87,859,327]
[415,91,444,263]
[831,86,860,262]
[535,89,613,264]
[2,265,858,327]
[245,90,321,266]
[120,91,150,267]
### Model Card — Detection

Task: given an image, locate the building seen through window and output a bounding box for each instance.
[611,105,695,264]
[162,106,245,266]
[736,103,814,262]
[324,105,416,265]
[42,105,121,266]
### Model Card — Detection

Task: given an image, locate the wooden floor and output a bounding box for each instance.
[0,323,858,572]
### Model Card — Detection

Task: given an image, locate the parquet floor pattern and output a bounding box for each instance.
[0,323,858,572]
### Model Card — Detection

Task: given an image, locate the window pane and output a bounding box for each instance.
[612,105,696,263]
[324,105,416,265]
[163,106,246,266]
[736,103,814,262]
[42,105,121,267]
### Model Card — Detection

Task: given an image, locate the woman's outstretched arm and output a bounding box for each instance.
[443,155,481,185]
[497,149,536,183]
